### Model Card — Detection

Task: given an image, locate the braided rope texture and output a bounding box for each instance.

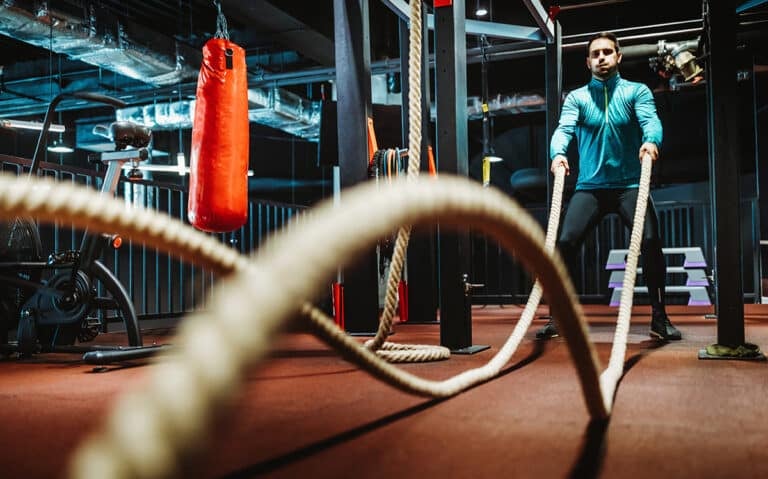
[0,116,653,479]
[599,155,654,405]
[0,170,604,478]
[496,166,567,370]
[0,4,651,470]
[367,0,427,358]
[0,156,652,476]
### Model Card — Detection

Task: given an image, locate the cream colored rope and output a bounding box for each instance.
[599,154,653,405]
[0,170,605,478]
[0,52,652,479]
[0,170,607,476]
[9,150,646,476]
[364,0,435,360]
[293,0,437,363]
[498,165,566,356]
[266,0,432,363]
[0,4,651,473]
[1,6,654,471]
[0,175,248,275]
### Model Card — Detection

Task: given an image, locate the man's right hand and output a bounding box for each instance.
[551,155,570,176]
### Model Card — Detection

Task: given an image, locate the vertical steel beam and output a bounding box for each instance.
[747,57,763,303]
[400,4,439,323]
[545,21,562,211]
[704,0,746,346]
[399,17,411,148]
[333,0,379,333]
[753,57,766,303]
[434,0,486,353]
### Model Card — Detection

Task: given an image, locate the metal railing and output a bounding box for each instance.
[4,154,759,312]
[469,197,755,305]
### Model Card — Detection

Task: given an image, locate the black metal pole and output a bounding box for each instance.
[480,35,492,160]
[545,21,562,213]
[700,0,763,359]
[333,0,379,334]
[434,0,487,354]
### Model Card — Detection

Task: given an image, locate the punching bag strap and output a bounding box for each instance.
[213,0,230,40]
[367,117,379,166]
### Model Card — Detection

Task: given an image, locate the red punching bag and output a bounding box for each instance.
[188,37,249,232]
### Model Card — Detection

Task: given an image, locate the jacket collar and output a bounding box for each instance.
[589,72,621,90]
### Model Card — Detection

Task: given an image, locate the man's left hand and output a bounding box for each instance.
[639,143,659,162]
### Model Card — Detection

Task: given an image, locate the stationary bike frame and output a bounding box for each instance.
[0,92,154,359]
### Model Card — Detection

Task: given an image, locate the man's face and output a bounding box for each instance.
[587,37,622,79]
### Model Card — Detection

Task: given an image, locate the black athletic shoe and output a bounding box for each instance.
[535,319,559,339]
[650,313,682,341]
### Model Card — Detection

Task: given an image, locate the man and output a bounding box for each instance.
[536,32,682,341]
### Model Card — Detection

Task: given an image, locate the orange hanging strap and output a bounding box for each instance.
[367,117,378,166]
[427,144,437,177]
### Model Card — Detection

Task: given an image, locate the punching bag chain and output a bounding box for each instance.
[213,0,229,40]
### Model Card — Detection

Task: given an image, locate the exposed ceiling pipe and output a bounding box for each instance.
[0,1,199,86]
[0,1,324,141]
[112,87,321,141]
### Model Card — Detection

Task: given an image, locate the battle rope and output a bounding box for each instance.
[0,154,651,477]
[0,0,651,472]
[1,0,653,468]
[600,153,653,403]
[0,171,604,478]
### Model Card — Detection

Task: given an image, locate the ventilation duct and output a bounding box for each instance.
[1,1,322,141]
[246,88,321,140]
[110,88,321,143]
[0,1,199,86]
[114,100,196,132]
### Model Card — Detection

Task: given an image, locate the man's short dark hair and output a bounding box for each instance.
[586,32,620,56]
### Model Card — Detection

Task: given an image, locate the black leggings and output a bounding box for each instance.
[558,188,666,313]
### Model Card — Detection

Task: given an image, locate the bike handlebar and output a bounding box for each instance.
[29,92,127,177]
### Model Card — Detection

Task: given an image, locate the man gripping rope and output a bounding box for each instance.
[536,31,682,341]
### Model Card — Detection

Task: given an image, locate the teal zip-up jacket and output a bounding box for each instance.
[550,73,663,190]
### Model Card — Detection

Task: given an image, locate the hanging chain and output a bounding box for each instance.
[213,0,229,40]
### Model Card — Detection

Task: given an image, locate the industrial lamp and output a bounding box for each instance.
[47,109,73,153]
[482,155,503,187]
[47,134,74,154]
[475,0,488,17]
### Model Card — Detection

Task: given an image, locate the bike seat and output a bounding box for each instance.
[109,121,152,150]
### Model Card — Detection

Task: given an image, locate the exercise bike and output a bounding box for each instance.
[0,91,165,364]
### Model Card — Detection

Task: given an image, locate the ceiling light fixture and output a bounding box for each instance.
[482,156,503,187]
[0,119,65,133]
[475,0,488,17]
[47,137,74,154]
[48,108,73,153]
